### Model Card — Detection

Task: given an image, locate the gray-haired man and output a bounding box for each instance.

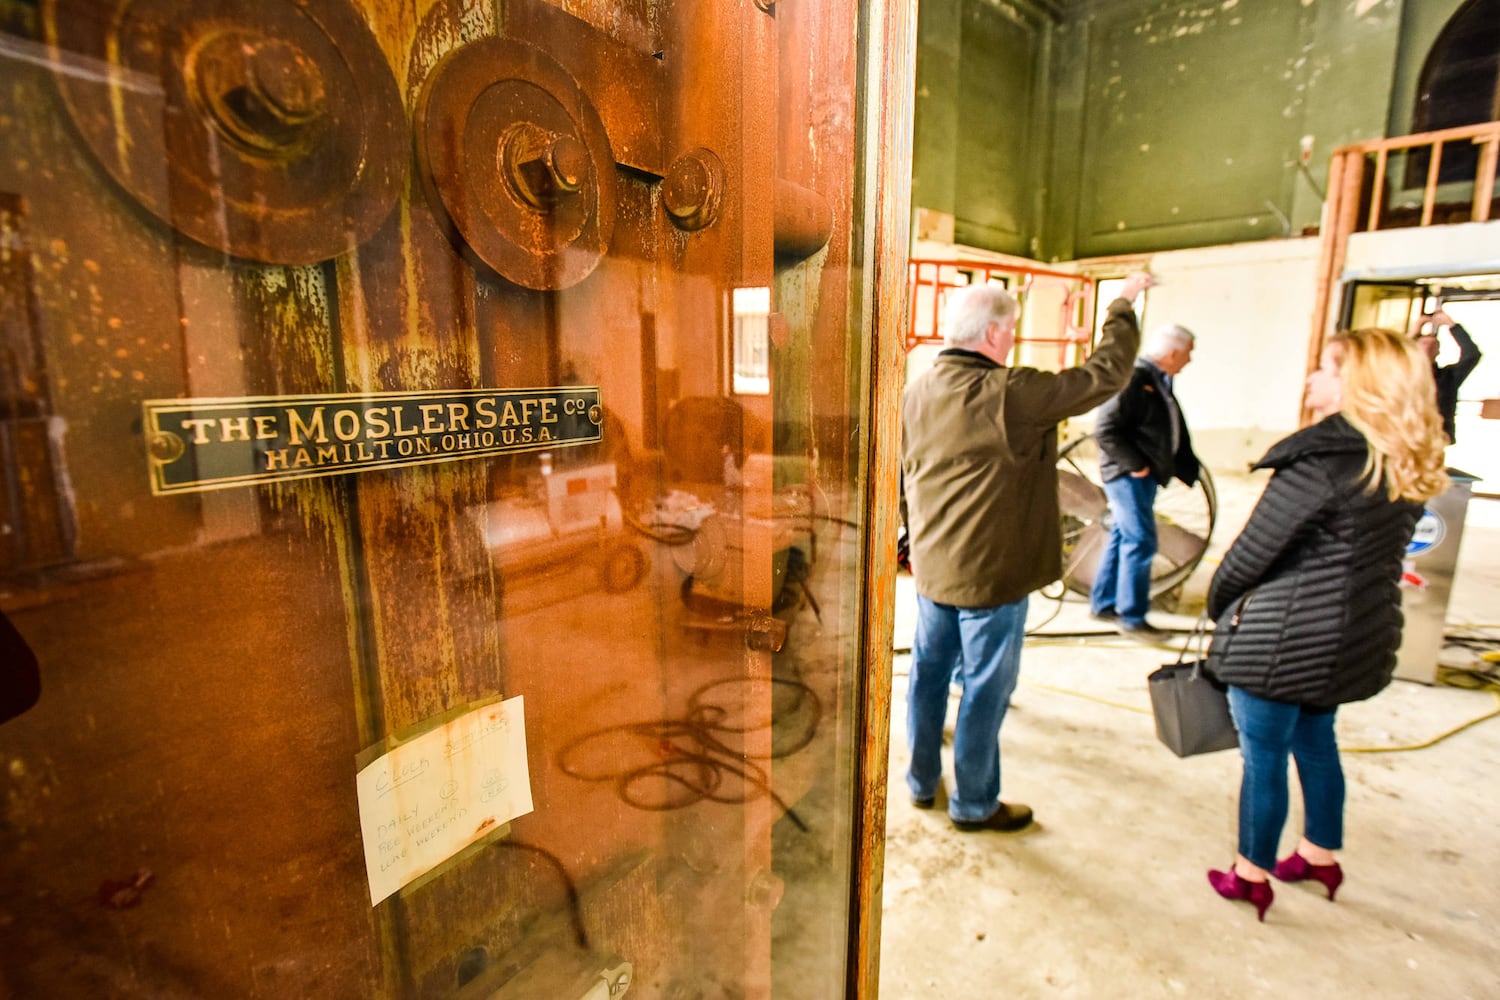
[1089,322,1201,639]
[900,273,1149,830]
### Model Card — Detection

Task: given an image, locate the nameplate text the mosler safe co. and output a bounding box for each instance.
[143,387,603,495]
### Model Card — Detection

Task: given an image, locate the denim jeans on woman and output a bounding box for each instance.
[1089,474,1158,626]
[906,594,1028,823]
[1227,685,1345,870]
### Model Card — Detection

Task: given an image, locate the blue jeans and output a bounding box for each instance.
[1227,686,1345,870]
[1089,474,1158,626]
[907,594,1028,822]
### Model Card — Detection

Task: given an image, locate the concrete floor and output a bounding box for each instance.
[879,473,1500,999]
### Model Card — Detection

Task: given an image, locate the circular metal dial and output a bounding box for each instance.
[415,38,615,290]
[43,0,408,265]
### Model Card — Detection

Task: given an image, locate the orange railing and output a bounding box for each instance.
[1307,120,1500,404]
[907,258,1095,367]
[1349,120,1500,230]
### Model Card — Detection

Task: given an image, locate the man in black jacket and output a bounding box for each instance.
[1414,309,1482,444]
[1089,322,1200,639]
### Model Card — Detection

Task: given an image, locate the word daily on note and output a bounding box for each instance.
[355,696,533,905]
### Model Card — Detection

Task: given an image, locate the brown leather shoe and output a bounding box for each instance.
[951,802,1034,832]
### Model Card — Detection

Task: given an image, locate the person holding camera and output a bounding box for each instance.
[1413,308,1481,444]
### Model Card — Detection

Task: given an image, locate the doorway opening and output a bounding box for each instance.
[1340,274,1500,493]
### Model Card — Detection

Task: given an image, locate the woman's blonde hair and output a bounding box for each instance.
[1329,328,1449,504]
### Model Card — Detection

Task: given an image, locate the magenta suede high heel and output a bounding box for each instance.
[1272,853,1343,901]
[1207,867,1274,922]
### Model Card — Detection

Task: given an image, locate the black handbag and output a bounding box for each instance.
[1147,614,1238,757]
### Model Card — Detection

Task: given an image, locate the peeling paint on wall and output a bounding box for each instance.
[914,0,1419,258]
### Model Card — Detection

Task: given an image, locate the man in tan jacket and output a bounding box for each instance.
[900,272,1151,830]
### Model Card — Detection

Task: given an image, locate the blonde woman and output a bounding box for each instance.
[1203,328,1449,921]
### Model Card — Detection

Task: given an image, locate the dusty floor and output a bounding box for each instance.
[878,473,1500,999]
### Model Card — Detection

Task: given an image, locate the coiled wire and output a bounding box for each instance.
[556,674,822,832]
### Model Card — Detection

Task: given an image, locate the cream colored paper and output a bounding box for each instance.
[356,696,533,905]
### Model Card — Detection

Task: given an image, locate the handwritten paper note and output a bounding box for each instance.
[356,696,533,905]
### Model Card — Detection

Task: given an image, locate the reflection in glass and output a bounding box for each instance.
[731,286,772,396]
[0,1,880,996]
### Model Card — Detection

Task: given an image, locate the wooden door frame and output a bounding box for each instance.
[848,0,916,996]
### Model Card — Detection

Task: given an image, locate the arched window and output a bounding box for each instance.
[1408,0,1500,184]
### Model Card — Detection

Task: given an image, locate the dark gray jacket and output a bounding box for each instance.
[1095,358,1199,487]
[1207,414,1422,708]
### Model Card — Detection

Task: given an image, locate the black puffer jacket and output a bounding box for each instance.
[1206,414,1422,708]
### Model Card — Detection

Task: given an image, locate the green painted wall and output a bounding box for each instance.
[1284,0,1407,236]
[914,0,1055,256]
[913,0,962,217]
[1063,0,1317,257]
[912,0,1456,260]
[952,1,1051,253]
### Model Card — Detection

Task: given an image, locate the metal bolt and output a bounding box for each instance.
[548,137,589,193]
[503,124,589,208]
[195,33,327,152]
[746,614,788,652]
[249,39,328,124]
[662,148,724,231]
[148,431,185,464]
[747,869,785,910]
[663,160,709,217]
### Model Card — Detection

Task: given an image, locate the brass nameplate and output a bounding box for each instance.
[143,387,603,495]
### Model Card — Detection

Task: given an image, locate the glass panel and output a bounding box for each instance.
[1091,277,1127,334]
[731,286,772,396]
[0,1,884,997]
[1343,281,1425,332]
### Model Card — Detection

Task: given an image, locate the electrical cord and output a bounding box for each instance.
[494,841,590,951]
[1024,580,1068,635]
[888,669,1500,754]
[893,633,1500,753]
[1023,681,1152,715]
[1432,662,1500,692]
[1436,630,1500,653]
[623,510,698,545]
[556,673,822,833]
[1345,688,1500,754]
[894,631,1197,655]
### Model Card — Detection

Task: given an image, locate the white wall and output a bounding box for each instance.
[1342,220,1500,492]
[1436,299,1500,493]
[1082,237,1324,473]
[1342,220,1500,285]
[906,222,1500,476]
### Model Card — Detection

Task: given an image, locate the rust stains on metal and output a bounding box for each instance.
[662,147,725,231]
[504,0,666,176]
[414,36,615,290]
[773,178,833,259]
[42,0,409,265]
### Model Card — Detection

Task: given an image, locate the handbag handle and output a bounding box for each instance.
[1173,610,1211,669]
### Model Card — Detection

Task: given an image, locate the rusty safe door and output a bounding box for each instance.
[0,0,912,997]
